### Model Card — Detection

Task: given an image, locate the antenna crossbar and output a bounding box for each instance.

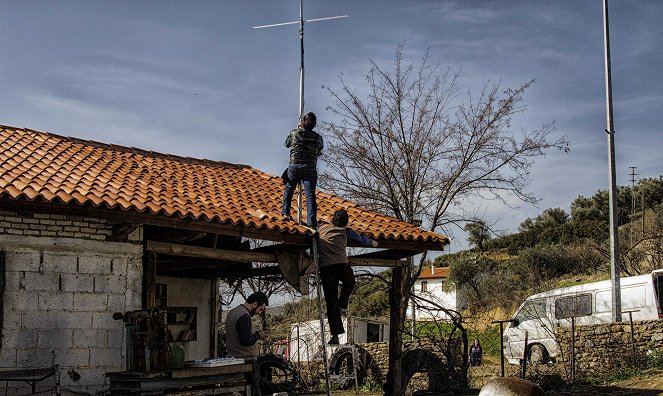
[253,15,347,29]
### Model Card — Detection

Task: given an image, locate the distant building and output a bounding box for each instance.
[408,265,466,321]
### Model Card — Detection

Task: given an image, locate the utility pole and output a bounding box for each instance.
[629,166,637,245]
[603,0,622,322]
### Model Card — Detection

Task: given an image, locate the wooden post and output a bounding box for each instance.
[499,322,505,377]
[143,250,157,309]
[385,265,409,396]
[628,312,636,358]
[521,331,528,379]
[571,317,576,383]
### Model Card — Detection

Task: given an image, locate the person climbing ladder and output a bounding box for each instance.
[281,112,323,228]
[317,209,378,344]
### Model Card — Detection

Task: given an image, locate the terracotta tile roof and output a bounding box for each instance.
[417,266,450,279]
[0,125,449,248]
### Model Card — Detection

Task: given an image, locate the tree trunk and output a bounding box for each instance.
[385,265,411,396]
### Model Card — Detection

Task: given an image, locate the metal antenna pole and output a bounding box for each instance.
[603,0,622,322]
[253,3,346,226]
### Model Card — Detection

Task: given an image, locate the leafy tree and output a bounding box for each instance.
[319,44,568,394]
[464,220,492,251]
[519,207,570,232]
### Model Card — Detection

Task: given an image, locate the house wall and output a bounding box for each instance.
[156,276,214,361]
[410,278,460,321]
[0,210,143,394]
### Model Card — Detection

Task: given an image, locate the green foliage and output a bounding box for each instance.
[513,244,580,283]
[647,350,663,369]
[464,220,492,251]
[349,273,390,318]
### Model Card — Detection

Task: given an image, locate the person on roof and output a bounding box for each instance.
[282,112,324,228]
[317,209,378,344]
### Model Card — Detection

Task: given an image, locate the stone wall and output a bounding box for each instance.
[0,210,143,394]
[556,319,663,375]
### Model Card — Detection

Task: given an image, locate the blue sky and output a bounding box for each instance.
[1,0,661,251]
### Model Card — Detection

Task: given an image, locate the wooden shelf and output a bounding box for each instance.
[166,307,197,342]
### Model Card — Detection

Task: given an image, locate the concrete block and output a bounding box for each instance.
[5,251,41,272]
[94,274,126,293]
[24,271,60,291]
[3,308,22,329]
[125,289,142,310]
[74,329,107,348]
[61,273,95,292]
[90,348,123,367]
[5,270,25,291]
[6,229,22,235]
[4,290,38,310]
[58,311,93,329]
[4,328,38,348]
[21,310,59,329]
[38,291,74,311]
[38,329,73,348]
[79,255,112,274]
[61,367,110,390]
[23,230,41,236]
[111,257,128,275]
[43,252,78,274]
[57,348,91,367]
[92,312,124,330]
[107,293,126,312]
[0,347,17,366]
[89,234,105,241]
[107,330,124,349]
[73,293,108,311]
[17,348,54,367]
[57,231,75,237]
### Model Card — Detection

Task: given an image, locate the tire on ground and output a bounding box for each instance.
[400,349,448,392]
[257,354,299,393]
[528,344,548,364]
[328,345,382,389]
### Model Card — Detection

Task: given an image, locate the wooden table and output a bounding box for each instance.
[107,363,252,395]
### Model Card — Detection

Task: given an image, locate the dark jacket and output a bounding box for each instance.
[225,304,260,358]
[285,128,323,165]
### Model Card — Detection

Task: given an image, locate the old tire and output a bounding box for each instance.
[257,354,299,393]
[328,345,382,389]
[528,344,548,364]
[401,349,448,392]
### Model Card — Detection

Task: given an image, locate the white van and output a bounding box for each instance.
[503,269,663,365]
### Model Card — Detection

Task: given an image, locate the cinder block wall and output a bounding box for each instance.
[0,210,143,394]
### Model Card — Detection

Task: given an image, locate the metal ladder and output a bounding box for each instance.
[311,238,361,395]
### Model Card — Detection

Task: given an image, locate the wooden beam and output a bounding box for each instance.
[146,241,277,263]
[348,257,407,268]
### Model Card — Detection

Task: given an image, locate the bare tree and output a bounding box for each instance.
[319,43,569,395]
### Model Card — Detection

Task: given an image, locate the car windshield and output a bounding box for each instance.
[514,299,546,324]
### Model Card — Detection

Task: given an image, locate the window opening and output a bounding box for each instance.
[555,294,592,319]
[514,298,546,324]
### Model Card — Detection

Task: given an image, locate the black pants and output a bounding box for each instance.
[320,263,356,336]
[247,358,261,396]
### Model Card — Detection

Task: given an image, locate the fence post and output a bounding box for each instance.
[492,319,513,377]
[571,317,575,383]
[521,331,528,379]
[629,311,635,358]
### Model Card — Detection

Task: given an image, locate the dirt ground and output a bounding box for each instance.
[323,368,663,395]
[547,369,663,395]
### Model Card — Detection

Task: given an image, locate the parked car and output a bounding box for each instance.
[503,269,663,365]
